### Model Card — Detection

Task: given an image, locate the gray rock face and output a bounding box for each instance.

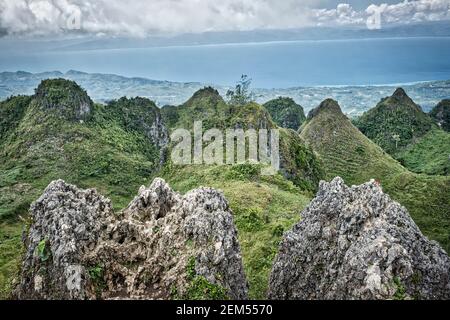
[15,180,113,299]
[268,177,450,300]
[15,178,248,300]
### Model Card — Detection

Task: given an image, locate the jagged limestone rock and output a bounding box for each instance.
[15,178,248,300]
[15,180,113,299]
[268,177,450,300]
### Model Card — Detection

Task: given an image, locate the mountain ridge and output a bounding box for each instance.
[1,70,450,115]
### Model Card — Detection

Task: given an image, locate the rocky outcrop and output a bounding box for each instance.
[15,179,248,300]
[34,79,93,121]
[268,177,450,300]
[15,180,113,299]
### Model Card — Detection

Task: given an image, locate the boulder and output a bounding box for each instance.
[15,180,113,299]
[15,178,248,300]
[268,177,450,300]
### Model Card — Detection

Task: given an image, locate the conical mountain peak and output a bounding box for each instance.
[392,87,408,99]
[307,98,343,120]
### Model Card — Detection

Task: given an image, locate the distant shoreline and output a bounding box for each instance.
[1,70,448,91]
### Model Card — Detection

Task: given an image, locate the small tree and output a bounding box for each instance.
[226,75,254,106]
[392,134,400,149]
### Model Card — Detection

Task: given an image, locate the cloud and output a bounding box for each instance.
[314,3,365,26]
[0,0,449,37]
[366,0,450,25]
[314,0,450,27]
[0,0,319,37]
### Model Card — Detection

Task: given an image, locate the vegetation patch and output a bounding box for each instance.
[172,256,228,300]
[395,129,450,175]
[88,264,106,298]
[263,97,306,130]
[160,164,309,299]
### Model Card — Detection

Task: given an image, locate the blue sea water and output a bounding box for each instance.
[1,37,450,88]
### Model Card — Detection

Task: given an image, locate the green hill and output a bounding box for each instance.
[354,88,436,154]
[0,80,166,218]
[395,129,450,175]
[300,98,450,253]
[161,87,323,192]
[354,88,450,175]
[162,86,276,131]
[430,99,450,132]
[0,79,167,297]
[262,97,306,130]
[301,99,405,183]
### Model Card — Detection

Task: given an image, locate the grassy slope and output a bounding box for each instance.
[300,100,450,253]
[0,82,164,297]
[353,89,450,175]
[158,163,310,299]
[0,221,23,299]
[395,129,450,176]
[430,99,450,132]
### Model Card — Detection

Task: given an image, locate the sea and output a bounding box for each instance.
[1,36,450,88]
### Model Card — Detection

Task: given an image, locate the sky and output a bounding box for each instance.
[0,0,449,38]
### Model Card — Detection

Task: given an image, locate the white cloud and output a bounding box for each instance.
[366,0,450,25]
[0,0,450,37]
[0,0,319,37]
[314,3,365,26]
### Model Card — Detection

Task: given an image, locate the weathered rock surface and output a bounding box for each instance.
[268,177,450,300]
[15,180,113,299]
[15,178,248,300]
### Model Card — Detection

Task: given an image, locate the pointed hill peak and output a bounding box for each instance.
[354,87,436,154]
[186,86,224,105]
[307,98,343,120]
[35,78,90,100]
[392,87,408,99]
[384,87,417,107]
